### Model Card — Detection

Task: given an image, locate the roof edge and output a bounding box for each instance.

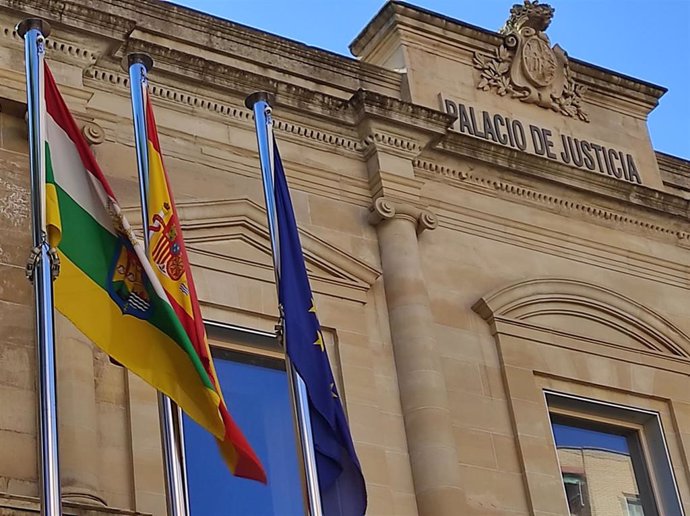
[351,1,667,99]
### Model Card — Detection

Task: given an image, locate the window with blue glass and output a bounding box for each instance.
[546,392,684,516]
[551,418,656,516]
[183,326,305,516]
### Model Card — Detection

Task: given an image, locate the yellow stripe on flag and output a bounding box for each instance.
[55,253,225,438]
[146,141,195,318]
[46,182,62,248]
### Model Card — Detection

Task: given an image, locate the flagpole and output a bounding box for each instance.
[17,18,63,516]
[245,92,324,516]
[124,52,189,516]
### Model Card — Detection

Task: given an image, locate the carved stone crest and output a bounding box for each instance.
[521,36,557,86]
[473,1,589,122]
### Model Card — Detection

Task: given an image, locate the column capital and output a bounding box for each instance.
[368,197,438,234]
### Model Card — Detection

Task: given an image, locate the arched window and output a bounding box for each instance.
[473,278,689,515]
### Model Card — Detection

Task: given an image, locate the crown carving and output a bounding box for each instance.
[473,1,588,122]
[500,0,555,34]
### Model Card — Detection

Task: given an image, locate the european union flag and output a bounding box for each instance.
[274,142,367,515]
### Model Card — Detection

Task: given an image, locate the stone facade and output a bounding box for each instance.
[0,1,688,515]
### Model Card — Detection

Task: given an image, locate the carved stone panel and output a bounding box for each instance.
[473,1,589,122]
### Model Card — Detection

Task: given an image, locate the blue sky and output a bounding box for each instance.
[169,0,690,160]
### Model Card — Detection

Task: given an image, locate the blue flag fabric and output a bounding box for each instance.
[273,142,367,515]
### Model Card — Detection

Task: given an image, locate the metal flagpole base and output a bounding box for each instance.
[16,18,51,39]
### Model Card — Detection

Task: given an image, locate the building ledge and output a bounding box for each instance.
[0,492,150,516]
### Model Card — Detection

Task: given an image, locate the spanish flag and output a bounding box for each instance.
[43,58,265,482]
[144,93,265,482]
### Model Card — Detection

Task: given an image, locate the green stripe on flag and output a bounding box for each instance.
[47,153,215,391]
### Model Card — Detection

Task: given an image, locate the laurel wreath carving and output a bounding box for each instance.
[552,63,589,122]
[473,45,527,99]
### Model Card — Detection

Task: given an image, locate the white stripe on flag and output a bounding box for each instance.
[45,114,115,235]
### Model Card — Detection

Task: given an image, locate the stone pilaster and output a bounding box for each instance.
[55,315,106,506]
[369,197,466,516]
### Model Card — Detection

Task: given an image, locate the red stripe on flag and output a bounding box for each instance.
[44,64,116,199]
[145,98,213,368]
[160,248,172,264]
[220,402,267,482]
[145,95,266,483]
[152,235,168,259]
[152,241,170,263]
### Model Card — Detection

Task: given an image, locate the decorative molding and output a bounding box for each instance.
[362,130,421,159]
[437,130,690,222]
[368,197,438,234]
[473,277,690,358]
[122,198,380,303]
[45,36,98,64]
[351,89,455,128]
[349,88,455,141]
[413,157,690,243]
[5,0,401,101]
[2,0,136,37]
[83,66,366,154]
[275,119,363,153]
[78,68,442,160]
[657,151,690,193]
[81,121,105,145]
[429,196,690,295]
[1,24,99,63]
[0,492,148,515]
[118,36,354,116]
[472,1,588,121]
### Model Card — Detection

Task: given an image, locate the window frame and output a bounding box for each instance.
[205,320,284,359]
[545,390,684,516]
[625,494,644,516]
[562,472,590,515]
[178,320,310,516]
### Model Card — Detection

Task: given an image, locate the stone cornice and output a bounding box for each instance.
[361,130,421,160]
[82,65,369,157]
[0,0,401,95]
[415,155,690,245]
[351,89,456,161]
[82,61,453,159]
[115,37,356,119]
[0,23,98,65]
[116,0,401,94]
[352,2,499,57]
[350,89,455,134]
[115,36,455,143]
[0,0,449,156]
[0,492,150,515]
[436,131,690,230]
[0,0,135,39]
[658,151,690,193]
